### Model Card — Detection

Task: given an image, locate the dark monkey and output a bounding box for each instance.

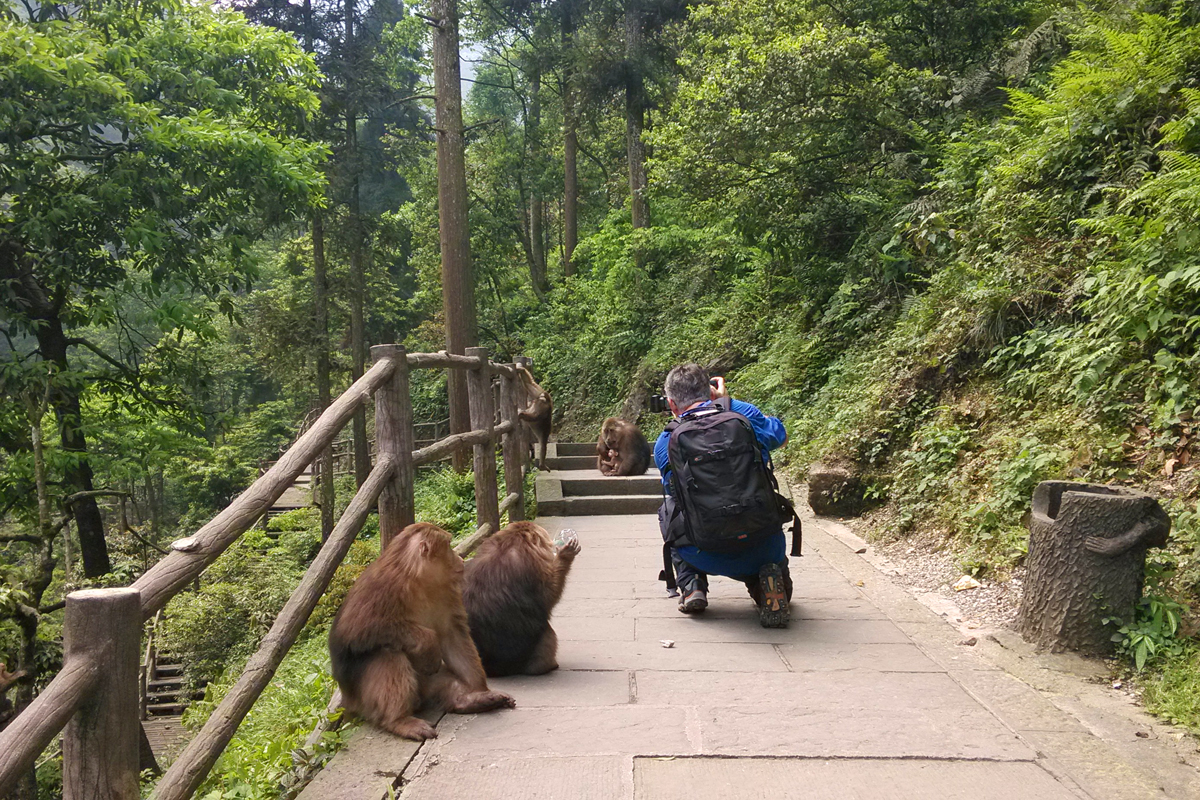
[596,417,651,476]
[463,521,581,677]
[517,366,553,470]
[329,523,515,740]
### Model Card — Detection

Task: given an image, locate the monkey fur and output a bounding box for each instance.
[596,417,651,476]
[517,366,553,470]
[463,522,581,677]
[329,523,515,740]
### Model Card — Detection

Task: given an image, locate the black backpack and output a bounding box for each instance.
[664,400,800,556]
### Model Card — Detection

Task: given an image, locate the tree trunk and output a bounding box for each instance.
[432,0,478,471]
[312,213,336,540]
[345,0,371,487]
[562,39,579,275]
[625,5,649,230]
[528,63,548,298]
[561,7,579,274]
[33,317,110,577]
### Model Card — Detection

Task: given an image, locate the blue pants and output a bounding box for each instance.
[671,532,791,602]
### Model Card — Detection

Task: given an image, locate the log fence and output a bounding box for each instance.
[0,346,534,800]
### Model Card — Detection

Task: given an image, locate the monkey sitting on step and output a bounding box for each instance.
[329,523,515,740]
[597,417,651,476]
[463,522,580,677]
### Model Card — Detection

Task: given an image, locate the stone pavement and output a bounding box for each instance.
[300,510,1200,800]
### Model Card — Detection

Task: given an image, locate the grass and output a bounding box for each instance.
[1143,644,1200,732]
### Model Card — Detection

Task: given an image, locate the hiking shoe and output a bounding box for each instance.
[757,562,789,628]
[678,588,708,614]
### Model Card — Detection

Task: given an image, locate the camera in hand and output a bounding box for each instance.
[649,394,670,413]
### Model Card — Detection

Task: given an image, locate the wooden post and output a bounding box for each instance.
[466,347,501,536]
[513,355,532,471]
[499,365,525,522]
[372,345,415,554]
[63,589,141,800]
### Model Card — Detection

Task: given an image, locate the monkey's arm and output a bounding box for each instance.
[336,616,441,674]
[440,613,490,692]
[1085,509,1171,557]
[0,664,27,694]
[544,540,580,608]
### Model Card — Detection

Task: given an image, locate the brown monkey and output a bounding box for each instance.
[517,366,553,470]
[0,662,24,695]
[596,417,651,476]
[463,522,580,677]
[0,662,26,727]
[328,523,515,740]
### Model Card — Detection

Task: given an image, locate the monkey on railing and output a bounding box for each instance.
[516,366,553,470]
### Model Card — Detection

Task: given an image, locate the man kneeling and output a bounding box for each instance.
[655,364,798,628]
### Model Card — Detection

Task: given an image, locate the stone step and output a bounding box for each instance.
[543,455,597,471]
[561,475,662,497]
[536,494,661,516]
[555,442,599,457]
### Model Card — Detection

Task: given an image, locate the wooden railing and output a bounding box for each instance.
[0,345,532,800]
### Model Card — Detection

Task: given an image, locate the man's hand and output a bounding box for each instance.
[709,376,729,399]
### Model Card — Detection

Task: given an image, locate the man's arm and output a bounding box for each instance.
[654,430,671,492]
[730,399,787,451]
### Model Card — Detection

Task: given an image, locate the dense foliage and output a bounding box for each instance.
[4,0,1200,795]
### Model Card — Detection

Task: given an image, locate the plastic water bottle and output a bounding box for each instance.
[554,528,578,548]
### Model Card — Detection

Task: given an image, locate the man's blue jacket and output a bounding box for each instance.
[654,398,788,577]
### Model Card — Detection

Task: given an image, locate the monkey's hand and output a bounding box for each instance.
[557,538,581,560]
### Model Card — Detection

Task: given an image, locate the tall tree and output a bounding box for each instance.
[0,0,325,575]
[346,0,372,486]
[624,0,649,228]
[432,0,478,465]
[562,6,580,273]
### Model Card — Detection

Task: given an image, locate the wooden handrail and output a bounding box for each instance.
[498,491,521,515]
[132,357,397,619]
[0,658,100,795]
[152,458,397,800]
[406,350,480,370]
[0,346,534,800]
[413,426,493,466]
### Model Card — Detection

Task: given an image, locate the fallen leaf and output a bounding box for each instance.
[855,580,865,587]
[1135,425,1151,438]
[1179,450,1191,467]
[1165,457,1178,477]
[953,575,982,591]
[855,547,867,554]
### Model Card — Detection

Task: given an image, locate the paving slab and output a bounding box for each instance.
[634,616,912,645]
[400,756,627,800]
[308,501,1198,800]
[299,724,426,800]
[776,641,944,672]
[557,638,790,672]
[552,615,636,641]
[413,706,693,761]
[633,758,1080,800]
[489,669,633,707]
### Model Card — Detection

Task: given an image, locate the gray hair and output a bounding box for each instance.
[664,363,711,409]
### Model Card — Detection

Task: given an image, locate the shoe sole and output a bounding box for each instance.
[758,565,789,628]
[679,597,708,614]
